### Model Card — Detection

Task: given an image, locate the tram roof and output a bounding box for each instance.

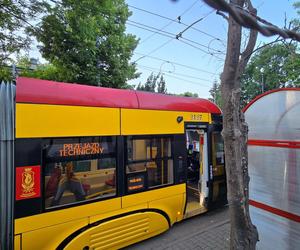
[16,77,221,114]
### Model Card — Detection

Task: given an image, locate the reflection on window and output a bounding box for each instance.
[44,137,116,209]
[186,130,201,152]
[213,132,224,165]
[126,136,173,189]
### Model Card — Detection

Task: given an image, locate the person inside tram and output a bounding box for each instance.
[45,164,62,198]
[187,144,200,182]
[51,162,86,206]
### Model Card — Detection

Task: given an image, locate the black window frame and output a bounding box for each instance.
[42,136,118,211]
[125,134,175,194]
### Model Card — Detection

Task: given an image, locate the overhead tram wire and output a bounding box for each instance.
[130,5,223,63]
[174,9,226,55]
[137,64,212,87]
[128,4,225,43]
[133,52,218,76]
[179,0,202,17]
[127,20,224,59]
[133,38,175,63]
[176,9,215,39]
[137,64,211,88]
[139,0,203,45]
[139,20,174,45]
[138,63,212,82]
[127,18,224,54]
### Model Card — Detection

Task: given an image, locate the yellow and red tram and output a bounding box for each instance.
[1,77,226,249]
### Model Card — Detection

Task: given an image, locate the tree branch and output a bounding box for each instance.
[251,36,283,55]
[237,1,258,78]
[216,10,229,21]
[203,0,300,41]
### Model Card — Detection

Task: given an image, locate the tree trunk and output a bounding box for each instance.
[221,0,259,249]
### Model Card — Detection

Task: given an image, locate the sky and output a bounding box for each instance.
[28,0,298,99]
[125,0,298,98]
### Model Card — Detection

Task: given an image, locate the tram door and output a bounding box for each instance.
[184,128,209,218]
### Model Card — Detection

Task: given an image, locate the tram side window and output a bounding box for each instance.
[213,132,224,165]
[43,136,117,209]
[126,136,174,190]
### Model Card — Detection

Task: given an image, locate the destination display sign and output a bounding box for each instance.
[44,138,117,160]
[127,174,145,193]
[59,143,104,157]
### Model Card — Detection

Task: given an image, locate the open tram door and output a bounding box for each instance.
[184,123,209,218]
[208,123,227,208]
[184,122,227,218]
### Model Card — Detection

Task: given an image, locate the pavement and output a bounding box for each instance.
[125,206,230,250]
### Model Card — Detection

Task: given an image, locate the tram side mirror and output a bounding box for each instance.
[177,116,183,123]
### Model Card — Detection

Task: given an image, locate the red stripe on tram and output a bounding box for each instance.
[248,139,300,149]
[249,199,300,223]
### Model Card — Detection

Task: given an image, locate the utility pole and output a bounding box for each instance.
[260,68,264,93]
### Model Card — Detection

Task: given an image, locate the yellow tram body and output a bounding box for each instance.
[9,77,226,250]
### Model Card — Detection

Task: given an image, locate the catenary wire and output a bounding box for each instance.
[133,52,218,75]
[128,4,224,42]
[128,20,222,53]
[139,0,203,45]
[137,64,212,87]
[129,5,223,62]
[137,63,213,85]
[128,20,224,60]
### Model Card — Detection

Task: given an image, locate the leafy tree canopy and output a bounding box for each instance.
[0,66,13,82]
[31,0,139,88]
[136,72,202,98]
[0,56,60,82]
[16,56,67,81]
[209,80,222,108]
[178,92,199,98]
[241,43,300,106]
[136,72,167,93]
[0,0,45,65]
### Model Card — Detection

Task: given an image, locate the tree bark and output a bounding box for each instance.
[221,0,259,249]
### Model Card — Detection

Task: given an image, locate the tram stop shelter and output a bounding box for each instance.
[244,88,300,249]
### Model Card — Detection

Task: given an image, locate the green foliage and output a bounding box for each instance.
[209,80,222,108]
[178,92,199,98]
[0,66,14,82]
[0,0,45,64]
[293,1,300,16]
[239,2,300,107]
[136,72,167,93]
[136,73,157,92]
[0,56,70,82]
[17,57,69,81]
[292,10,300,31]
[31,0,139,88]
[20,64,68,81]
[241,43,300,107]
[157,74,167,94]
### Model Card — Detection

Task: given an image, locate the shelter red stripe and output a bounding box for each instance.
[248,139,300,149]
[249,199,300,223]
